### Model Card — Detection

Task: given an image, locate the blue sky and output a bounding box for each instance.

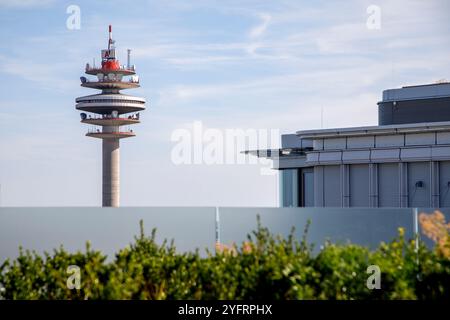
[0,0,449,206]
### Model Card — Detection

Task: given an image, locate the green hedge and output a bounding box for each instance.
[0,218,449,300]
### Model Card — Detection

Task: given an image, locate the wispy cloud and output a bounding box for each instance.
[0,55,75,92]
[249,13,272,38]
[0,0,54,8]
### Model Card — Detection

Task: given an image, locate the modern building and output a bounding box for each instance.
[248,82,450,208]
[76,26,146,207]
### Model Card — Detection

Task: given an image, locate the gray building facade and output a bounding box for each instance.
[250,82,450,208]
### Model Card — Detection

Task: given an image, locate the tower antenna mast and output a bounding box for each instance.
[108,25,112,51]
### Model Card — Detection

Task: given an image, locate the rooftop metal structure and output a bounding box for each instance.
[378,82,450,125]
[381,81,450,102]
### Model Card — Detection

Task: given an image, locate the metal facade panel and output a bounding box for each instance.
[400,147,432,161]
[276,156,308,169]
[342,165,350,207]
[323,165,341,207]
[318,151,342,163]
[347,136,375,149]
[371,148,401,162]
[437,132,450,145]
[431,161,440,207]
[342,150,371,162]
[407,162,431,207]
[378,97,450,125]
[378,163,400,207]
[431,146,450,159]
[314,166,325,207]
[323,138,346,150]
[405,132,435,146]
[349,164,370,207]
[439,161,450,207]
[369,164,379,207]
[306,153,320,163]
[375,134,404,148]
[382,83,450,101]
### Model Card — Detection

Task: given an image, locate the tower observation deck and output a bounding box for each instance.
[76,25,146,207]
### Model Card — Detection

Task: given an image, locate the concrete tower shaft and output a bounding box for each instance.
[102,138,120,207]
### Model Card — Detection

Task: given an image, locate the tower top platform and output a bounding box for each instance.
[85,66,136,76]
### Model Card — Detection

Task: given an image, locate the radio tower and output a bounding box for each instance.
[76,25,146,207]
